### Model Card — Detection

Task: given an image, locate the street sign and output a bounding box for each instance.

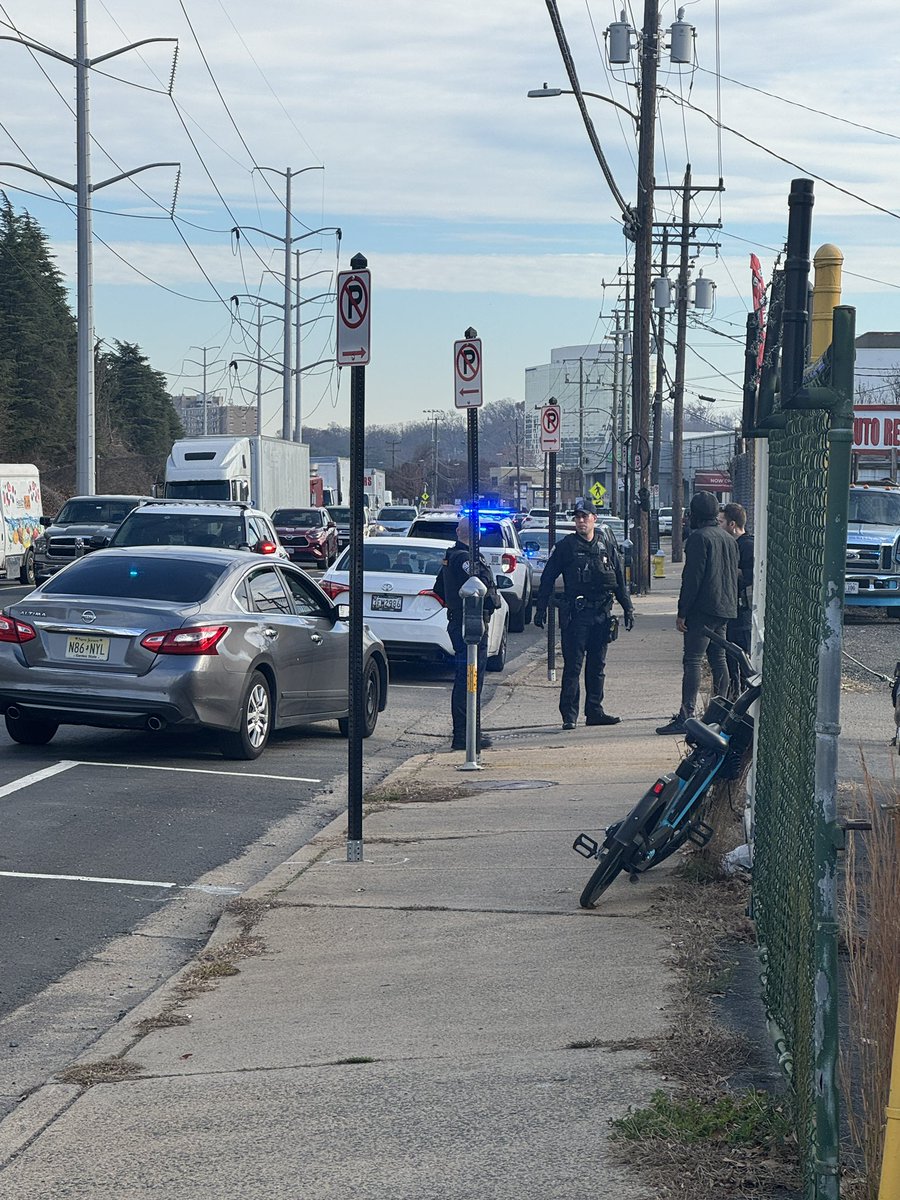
[539,404,561,453]
[454,337,483,408]
[590,482,607,506]
[336,269,371,365]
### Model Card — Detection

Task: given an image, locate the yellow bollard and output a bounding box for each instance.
[810,243,843,361]
[879,986,900,1199]
[653,552,665,579]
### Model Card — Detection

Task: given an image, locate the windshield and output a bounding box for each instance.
[273,509,322,526]
[41,555,228,603]
[377,507,417,521]
[328,507,351,523]
[110,512,246,549]
[55,499,140,525]
[164,481,231,501]
[848,490,900,526]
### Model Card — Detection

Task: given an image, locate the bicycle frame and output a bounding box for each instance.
[574,629,762,902]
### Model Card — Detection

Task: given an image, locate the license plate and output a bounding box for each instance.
[65,634,110,661]
[371,595,402,612]
[844,581,859,595]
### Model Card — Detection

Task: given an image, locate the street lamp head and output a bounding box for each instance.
[527,85,563,97]
[350,251,367,270]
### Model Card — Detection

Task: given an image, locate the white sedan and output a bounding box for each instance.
[320,537,510,672]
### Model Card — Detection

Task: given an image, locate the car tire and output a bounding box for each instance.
[338,660,380,738]
[219,670,271,760]
[487,622,508,672]
[5,710,58,745]
[19,550,36,586]
[508,583,530,633]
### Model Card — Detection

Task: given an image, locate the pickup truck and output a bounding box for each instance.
[844,483,900,614]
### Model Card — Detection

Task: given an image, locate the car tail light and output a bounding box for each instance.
[501,552,517,574]
[417,589,445,606]
[321,580,350,600]
[141,625,228,655]
[0,615,36,643]
[256,541,278,556]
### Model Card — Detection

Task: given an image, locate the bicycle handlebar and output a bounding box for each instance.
[702,626,756,684]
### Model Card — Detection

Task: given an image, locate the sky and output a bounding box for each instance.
[2,0,900,438]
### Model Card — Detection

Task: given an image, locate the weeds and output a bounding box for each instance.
[840,753,900,1199]
[613,1087,792,1146]
[58,1057,143,1087]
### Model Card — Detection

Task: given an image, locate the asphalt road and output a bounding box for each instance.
[0,576,542,1114]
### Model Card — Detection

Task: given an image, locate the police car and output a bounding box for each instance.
[319,537,510,671]
[405,510,534,632]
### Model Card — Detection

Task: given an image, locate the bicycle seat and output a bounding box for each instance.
[683,717,729,753]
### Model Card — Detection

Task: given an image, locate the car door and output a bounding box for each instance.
[242,566,311,720]
[279,566,347,714]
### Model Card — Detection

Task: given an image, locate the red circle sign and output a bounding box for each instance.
[339,275,368,329]
[456,341,481,381]
[542,407,560,433]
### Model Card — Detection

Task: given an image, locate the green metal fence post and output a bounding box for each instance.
[813,304,855,1200]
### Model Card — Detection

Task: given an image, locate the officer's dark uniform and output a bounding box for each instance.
[433,535,500,749]
[534,505,633,728]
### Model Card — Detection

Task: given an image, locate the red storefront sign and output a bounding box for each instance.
[694,470,732,492]
[853,406,900,452]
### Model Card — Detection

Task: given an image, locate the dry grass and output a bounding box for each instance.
[840,754,900,1199]
[172,934,264,1001]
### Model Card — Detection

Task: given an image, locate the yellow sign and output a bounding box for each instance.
[590,482,607,505]
[421,489,429,503]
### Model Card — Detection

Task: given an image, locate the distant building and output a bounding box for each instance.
[524,343,628,497]
[855,332,900,404]
[170,394,258,437]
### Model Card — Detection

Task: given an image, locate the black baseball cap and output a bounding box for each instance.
[573,498,597,516]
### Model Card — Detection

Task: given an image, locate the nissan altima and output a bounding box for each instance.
[0,547,388,760]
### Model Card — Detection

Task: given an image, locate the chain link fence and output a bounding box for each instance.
[753,408,831,1188]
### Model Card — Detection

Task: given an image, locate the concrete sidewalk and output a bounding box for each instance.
[0,565,689,1200]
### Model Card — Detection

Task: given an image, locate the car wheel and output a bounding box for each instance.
[5,710,58,745]
[19,550,36,586]
[338,660,381,738]
[487,622,508,672]
[220,670,271,760]
[508,588,527,633]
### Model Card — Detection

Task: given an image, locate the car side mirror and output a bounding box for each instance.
[336,601,350,621]
[522,540,540,555]
[40,515,52,527]
[494,574,514,589]
[89,534,109,549]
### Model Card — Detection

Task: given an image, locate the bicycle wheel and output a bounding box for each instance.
[579,841,629,908]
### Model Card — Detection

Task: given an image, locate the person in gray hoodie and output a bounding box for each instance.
[656,490,739,735]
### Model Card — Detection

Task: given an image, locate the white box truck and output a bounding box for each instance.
[310,455,351,506]
[164,436,310,514]
[0,464,43,582]
[363,467,386,512]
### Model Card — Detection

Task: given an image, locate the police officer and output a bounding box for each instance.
[433,516,501,751]
[533,498,634,730]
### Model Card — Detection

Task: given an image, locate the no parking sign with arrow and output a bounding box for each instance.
[454,337,483,408]
[540,404,561,452]
[336,269,371,365]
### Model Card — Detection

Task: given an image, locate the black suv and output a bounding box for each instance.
[34,494,149,582]
[103,500,287,557]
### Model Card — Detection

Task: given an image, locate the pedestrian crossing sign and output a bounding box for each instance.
[590,482,607,506]
[421,489,429,503]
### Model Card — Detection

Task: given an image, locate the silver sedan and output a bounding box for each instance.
[0,547,388,760]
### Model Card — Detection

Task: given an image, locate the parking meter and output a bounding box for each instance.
[459,575,487,645]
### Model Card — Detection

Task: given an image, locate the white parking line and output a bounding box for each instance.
[392,684,449,690]
[0,869,240,895]
[73,761,321,783]
[0,761,79,799]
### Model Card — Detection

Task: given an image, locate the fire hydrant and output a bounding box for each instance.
[652,551,666,579]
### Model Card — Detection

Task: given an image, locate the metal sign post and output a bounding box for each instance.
[547,446,557,682]
[338,254,371,861]
[455,327,484,771]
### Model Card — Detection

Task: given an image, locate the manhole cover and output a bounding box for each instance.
[464,779,558,791]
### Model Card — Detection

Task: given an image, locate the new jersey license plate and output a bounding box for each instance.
[371,595,402,612]
[65,634,110,661]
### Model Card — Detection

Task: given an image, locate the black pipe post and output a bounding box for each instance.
[466,391,480,741]
[781,179,815,408]
[547,449,557,681]
[346,252,368,862]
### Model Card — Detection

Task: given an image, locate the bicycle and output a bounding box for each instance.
[573,629,761,908]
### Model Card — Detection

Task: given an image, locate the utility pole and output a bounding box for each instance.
[651,228,669,494]
[231,168,336,441]
[387,440,401,470]
[423,409,442,505]
[0,5,177,494]
[611,312,620,515]
[630,0,660,593]
[671,164,692,563]
[514,403,523,509]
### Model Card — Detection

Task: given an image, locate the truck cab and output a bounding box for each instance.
[164,438,251,502]
[844,483,900,613]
